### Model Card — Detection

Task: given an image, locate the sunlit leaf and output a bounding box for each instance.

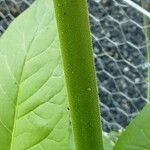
[0,0,72,149]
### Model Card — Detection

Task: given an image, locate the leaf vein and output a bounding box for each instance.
[17,84,64,120]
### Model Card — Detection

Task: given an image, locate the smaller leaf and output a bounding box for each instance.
[114,104,150,150]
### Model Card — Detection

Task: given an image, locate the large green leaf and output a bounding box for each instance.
[0,0,72,149]
[114,104,150,150]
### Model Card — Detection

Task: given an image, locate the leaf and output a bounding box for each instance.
[0,0,72,149]
[114,104,150,150]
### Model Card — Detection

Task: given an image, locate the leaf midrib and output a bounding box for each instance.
[10,36,35,150]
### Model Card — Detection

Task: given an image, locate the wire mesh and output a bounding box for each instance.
[89,0,150,132]
[0,0,149,133]
[0,0,35,36]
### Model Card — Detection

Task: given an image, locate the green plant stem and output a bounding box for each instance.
[53,0,103,150]
[142,1,150,101]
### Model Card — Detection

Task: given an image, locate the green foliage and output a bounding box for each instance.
[114,104,150,150]
[1,0,150,150]
[0,0,72,149]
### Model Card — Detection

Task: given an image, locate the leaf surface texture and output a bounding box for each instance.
[0,0,71,149]
[114,104,150,150]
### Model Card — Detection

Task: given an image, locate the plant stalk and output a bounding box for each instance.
[53,0,103,150]
[142,0,150,101]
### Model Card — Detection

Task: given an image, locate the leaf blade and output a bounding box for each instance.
[0,0,71,149]
[114,104,150,150]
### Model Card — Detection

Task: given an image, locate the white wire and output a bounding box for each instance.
[122,0,150,19]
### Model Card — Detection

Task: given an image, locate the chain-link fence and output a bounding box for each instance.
[89,0,150,132]
[0,0,35,36]
[0,0,149,133]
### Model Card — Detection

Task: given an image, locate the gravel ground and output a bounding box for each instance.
[0,0,149,132]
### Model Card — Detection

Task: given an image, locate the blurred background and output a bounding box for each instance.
[0,0,149,133]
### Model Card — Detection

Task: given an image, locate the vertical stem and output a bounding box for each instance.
[142,0,150,101]
[53,0,103,150]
